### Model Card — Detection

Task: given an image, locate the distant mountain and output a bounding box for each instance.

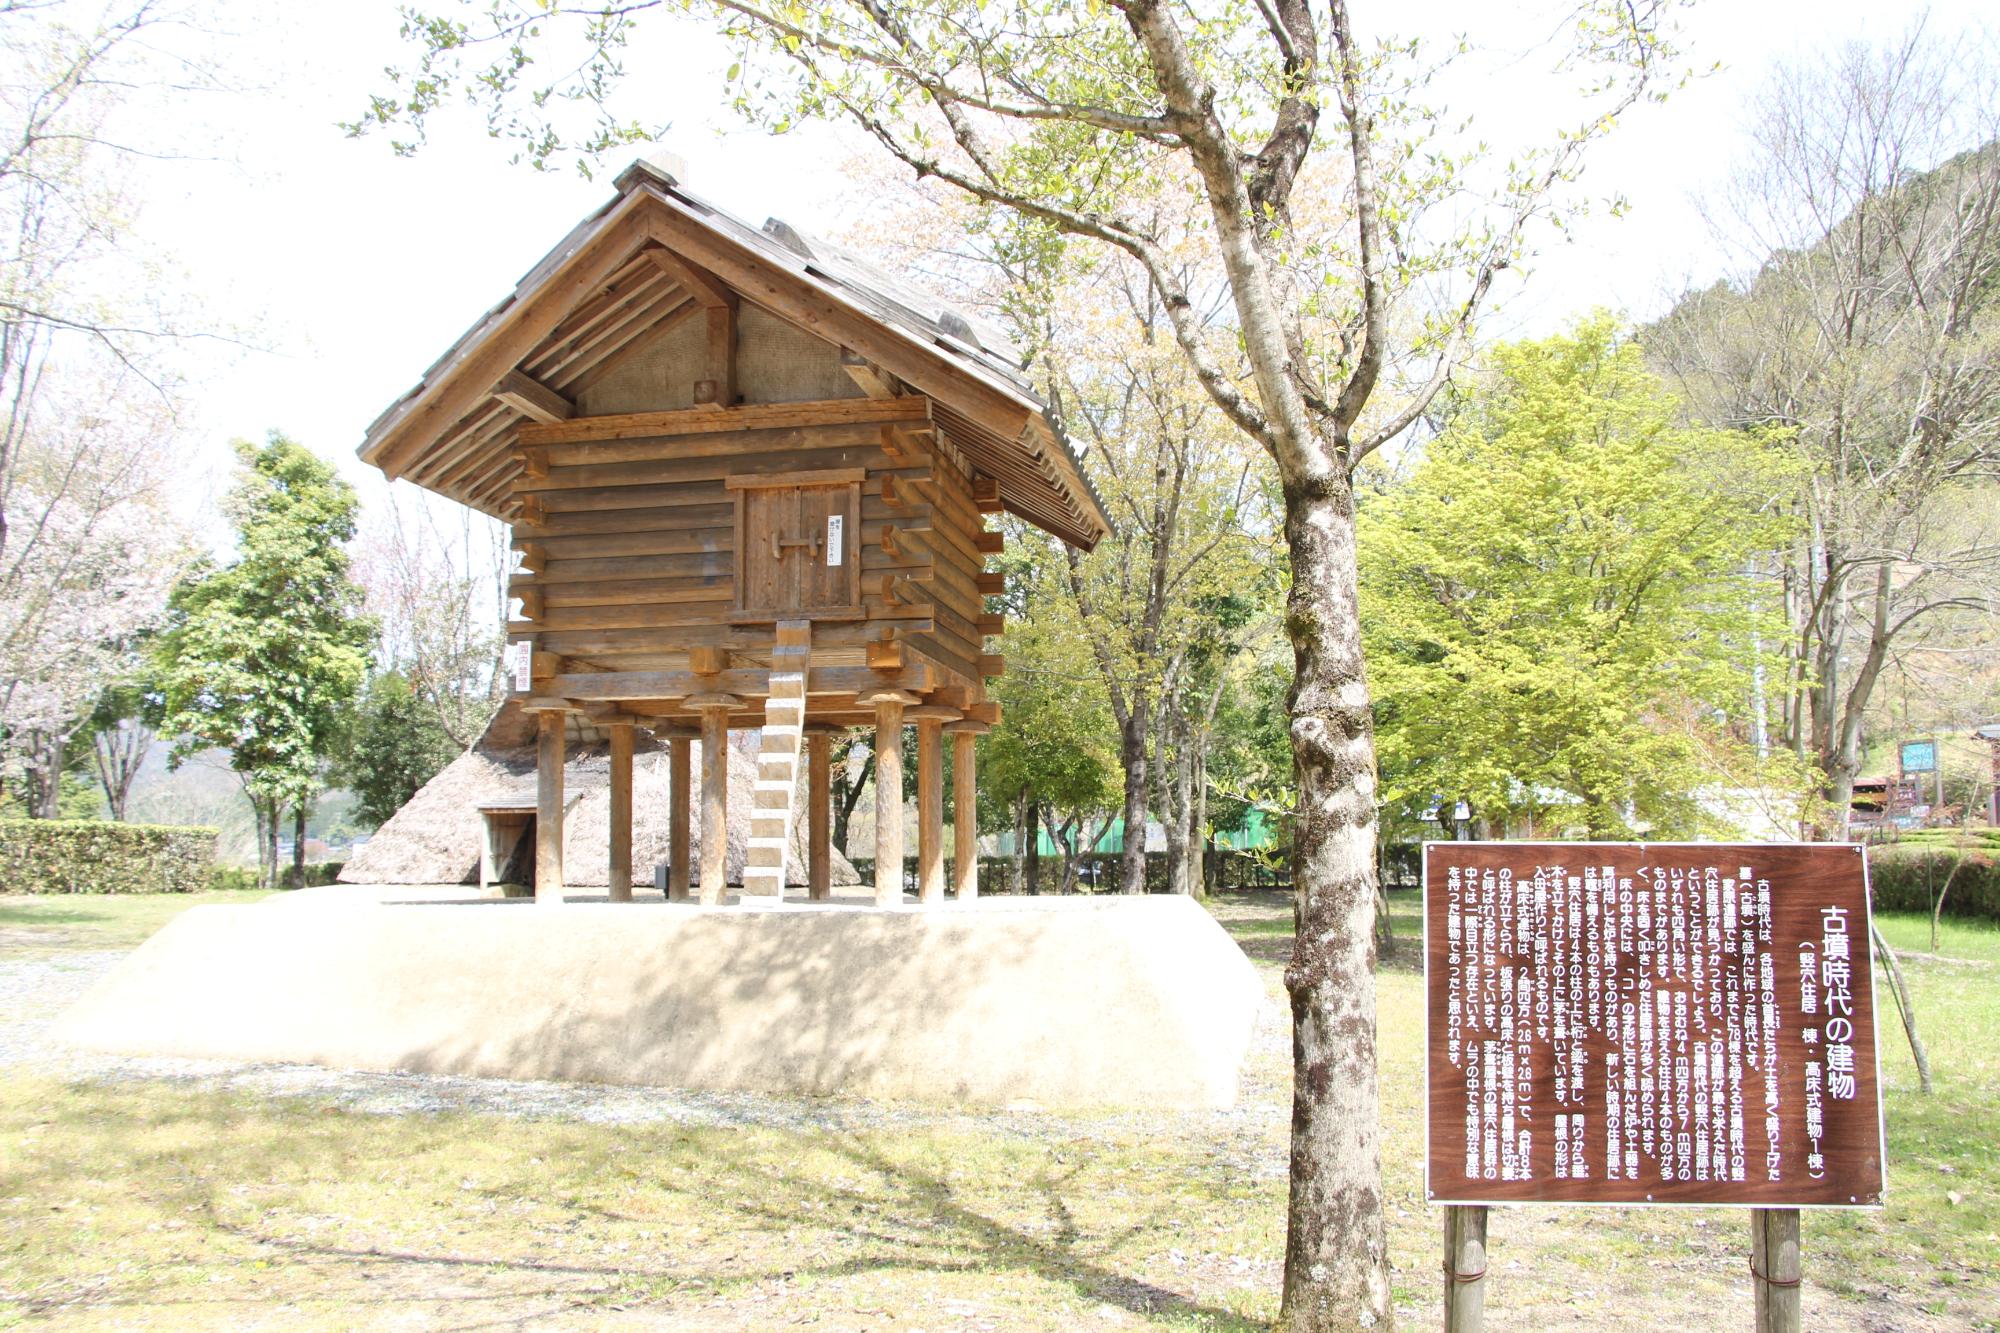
[123,743,360,866]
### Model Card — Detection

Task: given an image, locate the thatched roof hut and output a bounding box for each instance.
[341,700,858,889]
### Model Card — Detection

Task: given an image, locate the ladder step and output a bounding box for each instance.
[740,624,808,894]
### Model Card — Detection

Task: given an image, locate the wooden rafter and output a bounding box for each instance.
[841,349,900,400]
[494,369,574,424]
[643,246,731,309]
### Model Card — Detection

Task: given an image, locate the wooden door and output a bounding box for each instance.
[728,469,863,621]
[737,484,797,614]
[796,483,855,613]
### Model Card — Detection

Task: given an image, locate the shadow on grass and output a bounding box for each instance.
[1209,888,1424,975]
[0,903,105,929]
[2,1083,1263,1331]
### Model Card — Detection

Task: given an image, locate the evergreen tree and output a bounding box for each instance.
[153,435,372,887]
[340,671,459,828]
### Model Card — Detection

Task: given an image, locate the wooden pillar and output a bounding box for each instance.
[1442,1205,1488,1332]
[1752,1208,1801,1333]
[667,733,692,901]
[534,709,567,905]
[860,689,919,906]
[948,721,986,900]
[687,694,740,905]
[479,813,500,892]
[607,721,634,902]
[909,705,957,905]
[807,728,834,902]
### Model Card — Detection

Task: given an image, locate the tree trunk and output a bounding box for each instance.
[249,794,275,889]
[1157,708,1187,894]
[1191,744,1211,901]
[1163,765,1189,897]
[92,722,151,821]
[25,729,63,818]
[1025,799,1042,895]
[266,799,281,890]
[834,747,872,855]
[252,792,268,888]
[1811,566,1895,839]
[1117,706,1150,894]
[1042,807,1080,894]
[1871,922,1933,1095]
[1009,793,1028,894]
[291,802,308,890]
[1278,473,1392,1331]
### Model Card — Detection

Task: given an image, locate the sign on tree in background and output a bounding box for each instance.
[1424,843,1885,1209]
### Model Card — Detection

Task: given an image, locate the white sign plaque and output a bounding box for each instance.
[826,513,844,566]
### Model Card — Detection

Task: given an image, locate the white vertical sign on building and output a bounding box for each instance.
[826,513,844,566]
[512,642,532,693]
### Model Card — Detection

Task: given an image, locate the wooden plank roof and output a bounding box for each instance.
[359,157,1109,550]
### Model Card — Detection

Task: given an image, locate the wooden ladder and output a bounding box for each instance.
[742,620,811,899]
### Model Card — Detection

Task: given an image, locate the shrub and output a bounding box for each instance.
[1869,844,2000,923]
[0,820,219,895]
[207,861,347,892]
[207,865,260,893]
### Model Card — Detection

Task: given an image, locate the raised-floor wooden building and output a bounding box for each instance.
[360,155,1109,907]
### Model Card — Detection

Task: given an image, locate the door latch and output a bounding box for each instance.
[770,531,824,561]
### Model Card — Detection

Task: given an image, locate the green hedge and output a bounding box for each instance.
[0,820,219,895]
[207,862,345,892]
[1870,844,2000,923]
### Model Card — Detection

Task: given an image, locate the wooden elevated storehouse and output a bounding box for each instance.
[360,154,1109,907]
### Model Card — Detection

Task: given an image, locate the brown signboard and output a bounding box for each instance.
[1424,842,1885,1208]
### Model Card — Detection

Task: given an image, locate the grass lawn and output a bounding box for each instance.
[0,888,273,956]
[0,887,1992,1330]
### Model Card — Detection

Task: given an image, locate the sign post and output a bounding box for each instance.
[1751,1206,1801,1333]
[1442,1203,1487,1330]
[1899,739,1941,824]
[1423,842,1885,1325]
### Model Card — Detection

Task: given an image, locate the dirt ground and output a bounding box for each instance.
[0,888,1992,1331]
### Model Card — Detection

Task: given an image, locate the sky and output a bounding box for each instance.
[105,0,1993,518]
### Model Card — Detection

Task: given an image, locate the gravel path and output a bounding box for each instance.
[0,942,1292,1176]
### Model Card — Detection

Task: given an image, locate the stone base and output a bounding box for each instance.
[53,894,1262,1108]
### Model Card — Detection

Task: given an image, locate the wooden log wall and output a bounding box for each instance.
[505,398,1004,703]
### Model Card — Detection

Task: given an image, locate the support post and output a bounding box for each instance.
[479,814,500,892]
[1752,1208,1801,1333]
[948,721,985,900]
[534,710,567,905]
[1443,1205,1487,1332]
[807,728,833,902]
[668,734,692,901]
[910,705,957,905]
[687,694,740,906]
[860,689,919,906]
[608,721,634,902]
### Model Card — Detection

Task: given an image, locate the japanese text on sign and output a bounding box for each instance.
[1425,843,1884,1208]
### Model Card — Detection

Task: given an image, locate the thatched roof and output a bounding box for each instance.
[341,700,859,889]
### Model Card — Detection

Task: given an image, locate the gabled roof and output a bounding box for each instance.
[359,157,1109,549]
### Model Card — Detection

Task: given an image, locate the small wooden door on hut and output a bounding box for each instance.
[728,469,862,621]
